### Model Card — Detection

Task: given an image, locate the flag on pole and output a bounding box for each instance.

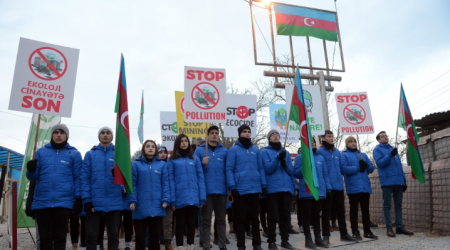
[289,67,319,200]
[114,54,132,193]
[138,90,144,144]
[398,84,425,184]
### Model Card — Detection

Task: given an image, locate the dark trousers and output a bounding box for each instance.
[330,201,337,225]
[233,193,261,248]
[97,216,105,246]
[296,196,302,227]
[70,214,86,246]
[301,199,323,237]
[382,185,404,229]
[227,208,233,224]
[267,192,291,243]
[121,210,133,242]
[134,217,162,250]
[322,190,348,236]
[86,211,121,250]
[175,206,197,246]
[348,193,371,234]
[35,208,71,250]
[259,198,268,232]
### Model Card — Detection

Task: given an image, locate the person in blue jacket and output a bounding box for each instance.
[129,140,170,250]
[168,134,206,250]
[26,124,83,250]
[294,139,330,249]
[226,124,266,250]
[261,129,296,250]
[373,131,414,237]
[341,136,378,240]
[194,125,228,250]
[81,126,123,250]
[317,130,357,244]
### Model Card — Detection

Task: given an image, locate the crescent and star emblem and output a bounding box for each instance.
[300,121,307,139]
[304,18,315,27]
[121,111,129,130]
[406,124,415,141]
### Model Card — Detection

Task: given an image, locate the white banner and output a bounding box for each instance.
[8,38,80,118]
[160,111,178,151]
[224,94,257,138]
[335,92,375,135]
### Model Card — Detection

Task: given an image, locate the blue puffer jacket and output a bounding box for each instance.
[373,143,405,187]
[261,145,296,195]
[194,143,228,196]
[226,142,267,195]
[81,144,123,212]
[340,149,374,194]
[129,156,170,219]
[168,154,206,209]
[27,143,82,210]
[317,146,343,191]
[294,152,331,200]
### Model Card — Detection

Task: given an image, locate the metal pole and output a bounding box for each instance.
[268,4,279,83]
[306,37,314,84]
[289,36,295,73]
[249,0,258,65]
[205,123,208,157]
[317,71,330,131]
[283,68,296,149]
[32,114,41,160]
[395,83,402,148]
[323,40,331,86]
[335,11,346,72]
[356,135,363,160]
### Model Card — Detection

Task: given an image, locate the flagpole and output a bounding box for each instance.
[356,134,362,160]
[113,53,122,190]
[284,66,297,149]
[205,123,208,157]
[32,114,41,160]
[394,83,402,149]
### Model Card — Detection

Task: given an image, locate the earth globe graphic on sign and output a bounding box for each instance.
[303,90,313,113]
[274,108,288,130]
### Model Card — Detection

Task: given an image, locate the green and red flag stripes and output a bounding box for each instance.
[398,84,425,184]
[138,90,144,144]
[273,3,338,42]
[289,67,320,200]
[114,55,133,194]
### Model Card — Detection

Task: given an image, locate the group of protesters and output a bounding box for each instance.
[25,123,414,250]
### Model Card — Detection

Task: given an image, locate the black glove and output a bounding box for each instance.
[72,198,82,214]
[262,188,267,196]
[25,203,33,218]
[280,159,287,168]
[359,160,368,172]
[391,148,398,156]
[84,202,94,213]
[277,150,287,160]
[231,189,240,198]
[403,180,407,192]
[111,168,115,177]
[27,159,37,173]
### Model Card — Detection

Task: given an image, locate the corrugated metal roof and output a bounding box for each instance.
[414,110,450,128]
[0,146,24,169]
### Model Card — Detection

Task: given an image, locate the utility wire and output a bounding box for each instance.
[0,131,26,142]
[254,12,273,56]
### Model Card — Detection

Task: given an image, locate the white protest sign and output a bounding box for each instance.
[184,66,227,122]
[285,84,325,136]
[8,38,80,118]
[335,92,374,135]
[160,111,178,151]
[269,103,299,143]
[224,94,257,138]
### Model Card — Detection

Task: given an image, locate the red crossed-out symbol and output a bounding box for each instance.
[343,104,366,125]
[28,47,68,81]
[191,82,220,110]
[180,97,185,114]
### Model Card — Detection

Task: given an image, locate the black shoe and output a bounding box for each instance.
[214,237,218,245]
[238,248,246,250]
[340,233,358,242]
[226,238,230,244]
[263,231,268,238]
[268,242,278,250]
[386,228,396,238]
[220,248,227,250]
[246,231,252,237]
[281,241,296,249]
[305,235,317,249]
[288,228,299,234]
[370,221,378,227]
[396,227,414,236]
[125,248,131,250]
[323,236,330,245]
[332,222,338,228]
[352,231,362,241]
[314,234,329,248]
[364,231,378,239]
[253,246,263,250]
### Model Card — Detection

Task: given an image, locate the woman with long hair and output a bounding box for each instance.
[168,134,206,250]
[129,140,170,250]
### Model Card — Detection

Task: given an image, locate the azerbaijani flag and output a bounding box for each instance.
[138,90,144,144]
[114,54,133,194]
[273,3,338,42]
[398,84,425,184]
[289,67,319,200]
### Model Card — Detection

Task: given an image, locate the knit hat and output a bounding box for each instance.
[98,126,114,141]
[238,124,251,136]
[345,136,356,146]
[51,124,69,139]
[267,129,279,141]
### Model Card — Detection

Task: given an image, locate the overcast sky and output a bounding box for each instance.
[1,0,449,155]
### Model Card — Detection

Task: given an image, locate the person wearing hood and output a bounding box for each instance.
[317,130,357,244]
[226,124,267,250]
[194,125,228,250]
[168,134,206,250]
[81,126,123,250]
[129,140,170,250]
[294,139,331,249]
[26,124,83,250]
[341,136,378,240]
[261,130,296,250]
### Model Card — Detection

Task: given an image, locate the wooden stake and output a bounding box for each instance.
[356,134,362,160]
[205,123,208,157]
[32,114,41,160]
[284,67,297,149]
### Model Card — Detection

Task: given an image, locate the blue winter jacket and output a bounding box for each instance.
[373,143,405,187]
[81,144,123,212]
[261,145,296,195]
[294,152,331,200]
[317,146,344,191]
[129,156,170,219]
[226,142,267,195]
[168,154,206,209]
[27,143,82,210]
[194,143,228,196]
[340,149,374,194]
